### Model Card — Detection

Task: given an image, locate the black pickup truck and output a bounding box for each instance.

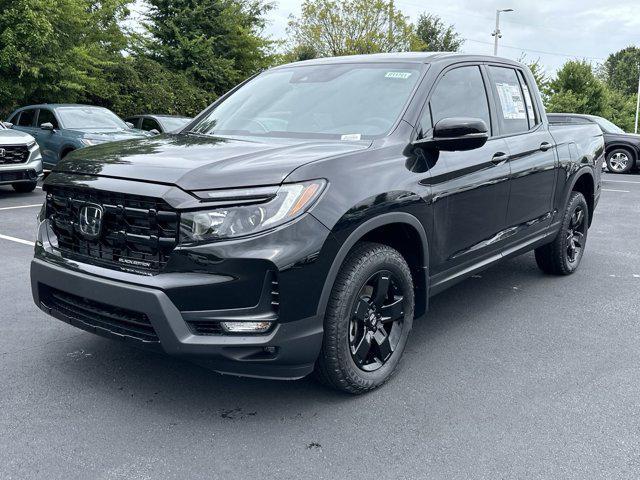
[31,53,603,393]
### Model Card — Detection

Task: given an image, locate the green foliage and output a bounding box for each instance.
[0,0,133,116]
[287,0,416,57]
[603,46,640,96]
[546,60,608,115]
[414,14,463,52]
[141,0,276,96]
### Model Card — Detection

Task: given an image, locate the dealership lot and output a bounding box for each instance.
[1,173,640,479]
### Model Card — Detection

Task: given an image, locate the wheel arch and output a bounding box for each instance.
[316,212,430,322]
[567,168,596,226]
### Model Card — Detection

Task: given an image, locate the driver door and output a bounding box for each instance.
[419,64,511,279]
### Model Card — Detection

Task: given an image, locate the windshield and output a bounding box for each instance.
[57,107,128,130]
[594,117,625,134]
[190,63,424,140]
[161,117,191,132]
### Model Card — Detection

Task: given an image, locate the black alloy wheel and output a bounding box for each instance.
[565,203,587,266]
[349,271,405,372]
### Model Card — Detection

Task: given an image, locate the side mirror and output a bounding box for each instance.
[149,129,160,135]
[3,122,13,128]
[41,122,55,131]
[125,122,134,129]
[415,117,489,152]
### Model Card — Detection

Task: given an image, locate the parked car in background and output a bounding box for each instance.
[124,114,192,134]
[548,113,639,174]
[7,105,153,170]
[0,121,43,192]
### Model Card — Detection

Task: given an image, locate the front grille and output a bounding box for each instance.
[0,145,30,164]
[46,186,179,275]
[42,287,159,343]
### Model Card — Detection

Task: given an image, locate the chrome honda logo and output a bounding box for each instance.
[0,148,5,157]
[78,204,103,240]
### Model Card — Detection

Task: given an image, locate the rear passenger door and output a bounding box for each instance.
[13,109,39,139]
[486,65,557,239]
[420,64,511,277]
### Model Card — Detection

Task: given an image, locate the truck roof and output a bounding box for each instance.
[275,52,526,69]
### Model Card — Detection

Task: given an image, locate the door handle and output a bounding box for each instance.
[491,152,509,165]
[540,142,554,152]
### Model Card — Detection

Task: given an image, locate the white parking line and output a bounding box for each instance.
[0,233,35,246]
[603,179,640,185]
[0,204,41,211]
[602,188,630,193]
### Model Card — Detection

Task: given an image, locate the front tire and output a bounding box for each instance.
[606,148,635,174]
[315,242,414,394]
[535,191,589,275]
[12,181,37,193]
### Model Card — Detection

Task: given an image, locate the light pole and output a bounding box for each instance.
[492,8,514,56]
[635,67,640,134]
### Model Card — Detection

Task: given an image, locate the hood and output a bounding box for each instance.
[56,133,371,190]
[0,128,35,145]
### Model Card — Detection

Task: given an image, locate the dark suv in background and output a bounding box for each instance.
[548,113,639,174]
[31,53,602,393]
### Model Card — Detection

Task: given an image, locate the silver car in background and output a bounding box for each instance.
[0,122,43,193]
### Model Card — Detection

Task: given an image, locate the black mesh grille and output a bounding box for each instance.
[0,145,30,164]
[42,287,159,343]
[46,186,179,275]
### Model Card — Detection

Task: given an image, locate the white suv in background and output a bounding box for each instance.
[0,122,43,193]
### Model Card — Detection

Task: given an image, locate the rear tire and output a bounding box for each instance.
[535,191,589,275]
[11,181,37,193]
[606,148,635,174]
[315,242,414,394]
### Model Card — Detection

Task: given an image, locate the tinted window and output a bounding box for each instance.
[141,118,161,131]
[17,109,36,127]
[428,66,491,135]
[124,117,139,128]
[38,109,59,129]
[488,66,529,135]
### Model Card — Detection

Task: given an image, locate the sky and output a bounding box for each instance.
[263,0,640,75]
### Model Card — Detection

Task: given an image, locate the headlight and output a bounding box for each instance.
[180,180,326,242]
[27,140,37,149]
[79,139,99,147]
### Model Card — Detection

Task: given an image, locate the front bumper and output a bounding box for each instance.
[31,211,338,380]
[0,147,43,185]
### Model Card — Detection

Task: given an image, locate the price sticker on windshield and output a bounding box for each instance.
[385,72,413,80]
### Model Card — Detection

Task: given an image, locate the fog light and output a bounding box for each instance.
[220,321,272,333]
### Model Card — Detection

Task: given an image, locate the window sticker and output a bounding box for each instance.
[341,133,362,141]
[495,82,527,120]
[385,71,413,80]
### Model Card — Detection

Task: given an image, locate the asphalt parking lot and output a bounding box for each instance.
[1,173,640,479]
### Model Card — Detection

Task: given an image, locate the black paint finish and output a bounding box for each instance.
[31,53,604,379]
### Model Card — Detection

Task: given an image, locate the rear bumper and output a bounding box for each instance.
[31,258,323,379]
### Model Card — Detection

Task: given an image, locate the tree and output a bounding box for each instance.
[603,46,640,96]
[414,13,463,52]
[0,0,133,116]
[287,0,415,57]
[546,60,608,116]
[141,0,275,97]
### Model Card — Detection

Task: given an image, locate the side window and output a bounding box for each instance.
[487,66,529,135]
[8,112,20,124]
[37,109,59,129]
[17,109,36,127]
[426,66,491,135]
[517,70,539,127]
[141,118,161,131]
[124,117,139,128]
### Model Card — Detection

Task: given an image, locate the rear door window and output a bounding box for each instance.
[17,109,36,127]
[487,66,529,136]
